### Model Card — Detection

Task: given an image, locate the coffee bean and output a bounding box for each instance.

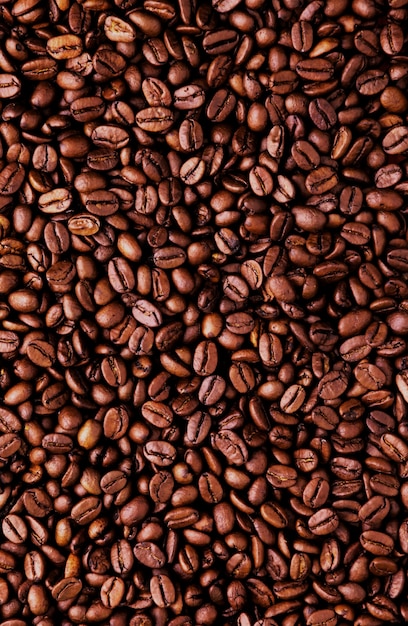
[203,29,239,55]
[100,576,125,608]
[111,539,134,575]
[46,35,82,60]
[134,541,166,568]
[0,74,21,99]
[136,107,174,133]
[291,21,313,53]
[308,508,339,535]
[52,577,83,601]
[0,331,19,353]
[71,497,102,525]
[0,164,25,195]
[306,609,337,626]
[144,440,177,466]
[104,16,136,43]
[360,530,394,555]
[356,69,389,95]
[309,98,337,130]
[21,59,58,80]
[296,59,334,82]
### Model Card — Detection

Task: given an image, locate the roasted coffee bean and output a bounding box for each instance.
[52,577,83,601]
[0,74,21,98]
[134,542,167,568]
[308,509,339,536]
[0,331,19,353]
[46,35,82,60]
[360,531,394,555]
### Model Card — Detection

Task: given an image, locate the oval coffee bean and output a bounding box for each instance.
[0,74,21,98]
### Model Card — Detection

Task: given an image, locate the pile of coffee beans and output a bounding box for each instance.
[2,0,408,624]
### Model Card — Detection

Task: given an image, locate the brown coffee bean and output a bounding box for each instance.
[356,69,388,95]
[104,16,136,43]
[360,530,394,555]
[120,496,149,526]
[306,609,337,626]
[309,98,337,130]
[144,440,177,466]
[296,59,334,82]
[291,21,313,52]
[0,164,25,195]
[134,542,166,568]
[132,299,162,328]
[71,497,101,525]
[111,539,134,575]
[0,331,19,353]
[100,576,125,608]
[0,74,21,99]
[21,59,58,81]
[136,107,174,133]
[213,430,248,465]
[318,368,349,399]
[27,583,49,616]
[103,405,129,440]
[203,29,239,55]
[308,508,339,535]
[47,35,82,60]
[52,577,83,601]
[23,489,52,518]
[266,465,297,488]
[380,432,408,462]
[383,126,408,154]
[2,515,27,544]
[68,214,100,235]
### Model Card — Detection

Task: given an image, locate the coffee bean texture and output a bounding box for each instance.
[1,0,408,625]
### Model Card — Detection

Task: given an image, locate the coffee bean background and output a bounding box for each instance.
[1,0,408,625]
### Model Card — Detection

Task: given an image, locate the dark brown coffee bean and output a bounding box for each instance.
[52,577,83,601]
[111,540,134,575]
[21,59,58,80]
[0,164,25,195]
[291,21,313,52]
[309,98,337,130]
[361,530,394,556]
[47,35,82,60]
[100,576,125,608]
[207,89,237,122]
[308,508,339,535]
[103,406,129,439]
[0,74,21,99]
[0,331,19,353]
[134,542,166,568]
[71,497,102,525]
[306,166,338,194]
[132,300,163,328]
[306,609,337,626]
[356,69,389,95]
[203,29,239,55]
[296,59,334,82]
